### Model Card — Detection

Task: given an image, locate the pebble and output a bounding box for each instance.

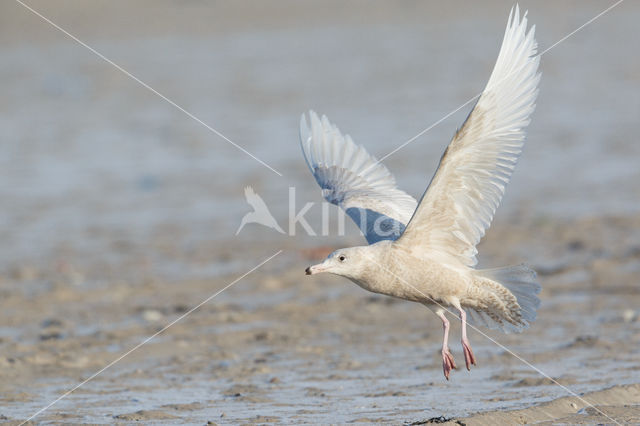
[39,331,63,341]
[10,265,38,281]
[41,318,64,328]
[142,309,163,322]
[622,309,637,323]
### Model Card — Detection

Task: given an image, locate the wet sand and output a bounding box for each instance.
[457,384,640,425]
[1,0,639,424]
[1,214,640,423]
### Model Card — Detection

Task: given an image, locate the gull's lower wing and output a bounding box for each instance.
[397,5,541,266]
[299,111,417,244]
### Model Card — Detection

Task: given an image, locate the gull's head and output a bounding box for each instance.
[305,247,367,279]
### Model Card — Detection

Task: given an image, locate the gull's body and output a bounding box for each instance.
[302,5,541,380]
[324,241,468,304]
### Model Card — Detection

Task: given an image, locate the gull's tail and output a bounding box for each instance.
[467,264,541,333]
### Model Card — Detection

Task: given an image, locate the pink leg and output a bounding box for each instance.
[435,309,456,380]
[458,308,477,370]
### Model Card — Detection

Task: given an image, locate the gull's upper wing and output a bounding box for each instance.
[397,6,540,267]
[300,111,417,244]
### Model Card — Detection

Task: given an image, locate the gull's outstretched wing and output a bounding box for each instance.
[300,111,417,244]
[397,6,540,267]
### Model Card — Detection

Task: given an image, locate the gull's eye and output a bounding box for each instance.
[338,255,346,262]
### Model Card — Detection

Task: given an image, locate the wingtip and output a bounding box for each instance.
[299,113,309,137]
[309,110,322,129]
[508,4,530,31]
[507,5,515,28]
[299,113,314,173]
[309,109,320,123]
[300,110,319,131]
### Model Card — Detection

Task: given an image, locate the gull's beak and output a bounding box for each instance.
[305,263,327,275]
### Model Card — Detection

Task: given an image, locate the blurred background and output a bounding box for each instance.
[1,0,639,423]
[2,0,638,279]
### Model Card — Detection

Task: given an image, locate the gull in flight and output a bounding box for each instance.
[301,6,541,380]
[236,186,285,235]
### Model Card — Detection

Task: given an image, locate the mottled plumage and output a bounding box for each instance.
[303,5,541,380]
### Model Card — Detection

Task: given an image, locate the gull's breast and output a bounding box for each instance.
[360,254,470,304]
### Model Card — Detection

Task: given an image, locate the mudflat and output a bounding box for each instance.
[1,0,639,423]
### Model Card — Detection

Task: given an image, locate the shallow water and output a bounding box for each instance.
[1,1,639,424]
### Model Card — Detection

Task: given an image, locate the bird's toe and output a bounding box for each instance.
[441,348,457,380]
[462,340,477,370]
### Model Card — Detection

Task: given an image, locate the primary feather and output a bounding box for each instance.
[397,5,541,268]
[300,111,417,243]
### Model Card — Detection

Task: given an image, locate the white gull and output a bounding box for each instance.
[302,5,541,380]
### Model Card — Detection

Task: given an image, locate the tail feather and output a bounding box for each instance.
[469,264,541,333]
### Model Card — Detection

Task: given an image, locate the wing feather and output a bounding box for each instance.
[397,6,540,267]
[300,111,417,244]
